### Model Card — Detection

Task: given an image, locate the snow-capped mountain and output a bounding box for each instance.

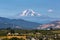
[15,9,51,23]
[15,9,60,24]
[19,9,41,16]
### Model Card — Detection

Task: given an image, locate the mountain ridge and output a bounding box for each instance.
[36,20,60,30]
[0,17,40,29]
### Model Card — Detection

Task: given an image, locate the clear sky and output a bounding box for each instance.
[0,0,60,18]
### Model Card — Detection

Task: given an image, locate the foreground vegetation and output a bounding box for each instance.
[0,28,60,40]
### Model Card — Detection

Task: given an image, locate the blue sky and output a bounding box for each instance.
[0,0,60,18]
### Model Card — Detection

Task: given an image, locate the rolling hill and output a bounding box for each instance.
[0,17,40,29]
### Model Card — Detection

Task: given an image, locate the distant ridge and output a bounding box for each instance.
[36,20,60,30]
[0,17,40,29]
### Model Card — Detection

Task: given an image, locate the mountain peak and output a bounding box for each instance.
[19,9,41,16]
